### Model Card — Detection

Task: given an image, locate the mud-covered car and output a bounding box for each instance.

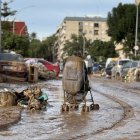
[111,59,131,80]
[25,58,60,79]
[0,53,28,82]
[121,60,140,81]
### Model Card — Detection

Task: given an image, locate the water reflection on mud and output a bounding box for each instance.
[0,80,123,140]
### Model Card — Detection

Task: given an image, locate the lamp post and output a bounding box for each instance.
[134,0,140,57]
[13,5,35,34]
[0,0,2,53]
[19,25,26,36]
[82,32,86,58]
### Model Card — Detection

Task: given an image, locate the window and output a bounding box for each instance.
[94,23,99,28]
[79,22,83,26]
[94,30,99,35]
[131,62,138,67]
[79,29,83,33]
[89,30,92,34]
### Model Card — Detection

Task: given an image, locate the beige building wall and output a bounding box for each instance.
[56,17,111,60]
[135,0,140,5]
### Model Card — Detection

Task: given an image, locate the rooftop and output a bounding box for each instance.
[64,16,107,22]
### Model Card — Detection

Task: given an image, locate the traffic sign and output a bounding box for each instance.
[134,46,139,50]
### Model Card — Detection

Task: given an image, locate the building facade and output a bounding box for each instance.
[12,21,28,36]
[56,16,110,60]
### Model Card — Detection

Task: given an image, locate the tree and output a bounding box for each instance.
[107,3,140,57]
[2,32,29,56]
[28,34,57,61]
[1,0,29,54]
[1,0,17,20]
[30,32,37,40]
[28,32,41,57]
[87,40,118,61]
[40,35,57,61]
[63,34,91,58]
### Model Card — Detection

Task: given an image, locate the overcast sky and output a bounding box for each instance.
[9,0,134,40]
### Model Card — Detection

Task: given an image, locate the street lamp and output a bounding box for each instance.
[134,0,140,57]
[19,25,26,36]
[82,32,86,58]
[0,0,2,53]
[12,5,35,34]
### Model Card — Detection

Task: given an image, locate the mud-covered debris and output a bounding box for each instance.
[17,86,48,110]
[0,88,17,107]
[0,87,48,111]
[0,53,28,83]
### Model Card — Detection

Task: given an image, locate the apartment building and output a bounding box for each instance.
[56,16,110,60]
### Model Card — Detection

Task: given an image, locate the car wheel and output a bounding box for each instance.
[49,71,56,79]
[116,73,121,81]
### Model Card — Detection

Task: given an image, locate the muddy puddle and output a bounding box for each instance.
[0,80,124,140]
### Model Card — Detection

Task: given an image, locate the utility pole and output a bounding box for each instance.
[13,5,35,34]
[82,33,86,58]
[134,0,140,57]
[0,0,2,53]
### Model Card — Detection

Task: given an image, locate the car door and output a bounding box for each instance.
[122,61,132,77]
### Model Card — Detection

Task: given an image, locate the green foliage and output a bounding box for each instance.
[87,40,118,61]
[1,0,30,56]
[63,34,91,58]
[28,39,41,58]
[1,1,17,20]
[27,34,57,61]
[2,32,29,56]
[40,35,57,61]
[63,34,117,61]
[107,3,140,57]
[1,21,12,31]
[14,35,29,56]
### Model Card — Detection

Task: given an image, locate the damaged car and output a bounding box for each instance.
[0,53,28,82]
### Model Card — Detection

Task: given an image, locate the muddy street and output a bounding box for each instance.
[0,77,140,140]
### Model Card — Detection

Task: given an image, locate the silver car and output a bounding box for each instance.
[111,59,131,80]
[121,60,140,80]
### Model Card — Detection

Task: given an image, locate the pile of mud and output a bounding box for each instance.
[0,106,21,129]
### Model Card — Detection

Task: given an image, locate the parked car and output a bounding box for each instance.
[0,53,27,82]
[121,60,140,81]
[111,59,131,80]
[105,62,115,77]
[25,58,60,79]
[92,63,100,72]
[38,60,60,77]
[92,62,105,73]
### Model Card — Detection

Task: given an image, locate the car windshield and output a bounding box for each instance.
[119,60,130,66]
[123,61,132,68]
[131,61,138,67]
[93,63,99,67]
[0,53,24,62]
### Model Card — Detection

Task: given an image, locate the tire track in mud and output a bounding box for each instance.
[68,88,134,140]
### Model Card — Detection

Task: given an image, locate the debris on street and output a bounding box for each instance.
[0,61,28,83]
[0,87,48,111]
[124,67,140,82]
[25,58,59,80]
[0,88,17,107]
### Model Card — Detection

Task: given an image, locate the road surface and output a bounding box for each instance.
[0,77,139,140]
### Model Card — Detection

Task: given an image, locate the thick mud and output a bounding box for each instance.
[0,107,21,130]
[0,78,140,140]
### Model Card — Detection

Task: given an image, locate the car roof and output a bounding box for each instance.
[133,60,140,65]
[38,59,53,65]
[0,53,24,62]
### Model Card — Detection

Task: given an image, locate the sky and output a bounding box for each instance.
[8,0,134,40]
